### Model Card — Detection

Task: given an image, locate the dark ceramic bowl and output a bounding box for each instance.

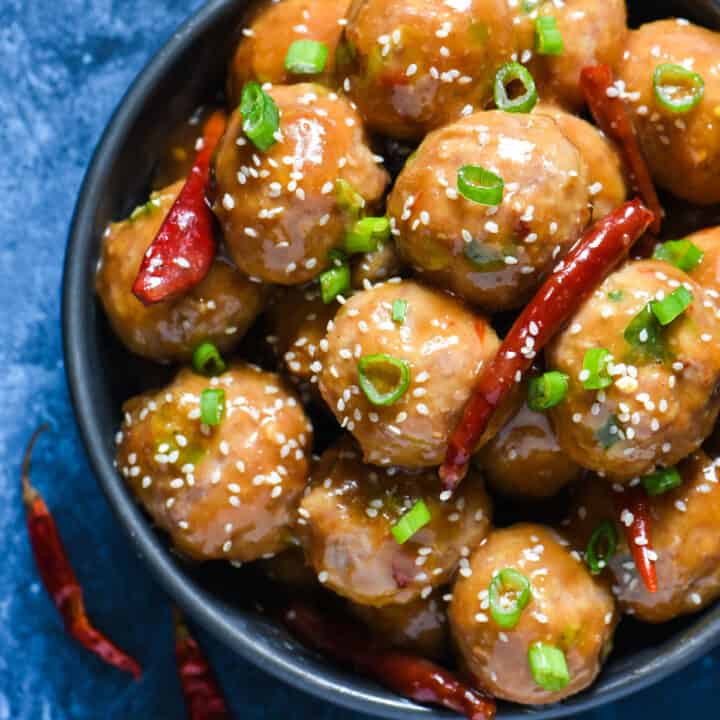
[63,0,720,717]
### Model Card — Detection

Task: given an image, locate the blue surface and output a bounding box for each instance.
[0,1,717,718]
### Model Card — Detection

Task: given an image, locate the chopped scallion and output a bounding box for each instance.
[391,500,431,544]
[192,342,227,377]
[392,299,408,324]
[535,16,563,55]
[200,388,225,427]
[642,466,682,496]
[240,82,280,152]
[457,165,504,205]
[494,62,538,113]
[488,568,532,629]
[650,286,693,326]
[345,216,390,254]
[585,521,618,575]
[653,239,704,272]
[653,63,704,114]
[358,353,411,406]
[285,40,329,75]
[528,371,569,411]
[582,348,612,390]
[528,643,570,692]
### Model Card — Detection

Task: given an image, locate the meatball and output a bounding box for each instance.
[387,111,591,312]
[684,225,720,296]
[350,590,449,660]
[227,0,351,104]
[318,280,500,467]
[564,452,720,622]
[547,259,720,481]
[475,396,581,500]
[299,437,492,606]
[96,182,266,363]
[617,20,720,205]
[341,0,517,139]
[212,83,389,285]
[116,364,313,562]
[533,102,627,222]
[449,524,617,705]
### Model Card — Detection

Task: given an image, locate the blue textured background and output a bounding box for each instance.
[0,1,717,717]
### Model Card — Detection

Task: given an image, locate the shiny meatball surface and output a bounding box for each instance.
[449,524,617,705]
[341,0,517,139]
[96,182,266,363]
[116,364,313,562]
[319,280,500,467]
[387,111,591,312]
[617,20,720,205]
[548,260,720,481]
[213,83,389,285]
[685,225,720,297]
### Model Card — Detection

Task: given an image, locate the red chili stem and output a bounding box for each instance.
[282,600,495,720]
[580,64,663,235]
[174,608,231,720]
[440,200,654,491]
[22,426,142,679]
[132,111,227,305]
[614,487,658,594]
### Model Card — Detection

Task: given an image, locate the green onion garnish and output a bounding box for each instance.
[457,165,504,205]
[535,16,563,55]
[463,239,505,270]
[528,643,570,692]
[488,568,532,629]
[653,239,704,273]
[528,371,569,411]
[653,63,705,114]
[585,521,618,575]
[391,499,431,544]
[345,217,391,254]
[596,414,622,449]
[335,179,365,213]
[582,348,612,390]
[240,81,280,152]
[192,342,227,377]
[624,305,666,362]
[392,299,408,324]
[650,286,693,326]
[493,62,538,114]
[200,388,226,426]
[358,353,411,406]
[642,466,682,496]
[130,198,159,221]
[608,290,624,302]
[320,262,350,304]
[284,40,329,75]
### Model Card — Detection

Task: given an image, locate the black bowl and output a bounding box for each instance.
[63,0,720,716]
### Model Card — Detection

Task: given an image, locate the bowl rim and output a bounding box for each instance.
[62,0,720,717]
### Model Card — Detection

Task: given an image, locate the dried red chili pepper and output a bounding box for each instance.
[174,608,231,720]
[580,64,663,235]
[614,487,658,594]
[440,199,654,491]
[133,110,227,305]
[282,600,495,720]
[22,426,141,679]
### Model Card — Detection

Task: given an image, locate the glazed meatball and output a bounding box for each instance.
[684,225,720,296]
[475,397,581,500]
[617,20,720,205]
[341,0,517,139]
[212,83,389,285]
[299,437,492,606]
[387,111,591,312]
[564,452,720,623]
[318,280,500,467]
[96,182,266,363]
[533,102,627,222]
[547,260,720,481]
[350,590,449,660]
[116,364,313,562]
[449,524,617,705]
[227,0,351,104]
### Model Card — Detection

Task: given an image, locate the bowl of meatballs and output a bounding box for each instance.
[63,0,720,717]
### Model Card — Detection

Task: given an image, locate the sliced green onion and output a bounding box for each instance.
[335,179,365,213]
[642,466,682,496]
[391,499,431,544]
[582,348,612,390]
[130,197,159,221]
[494,62,538,114]
[320,263,350,304]
[528,371,569,411]
[608,290,624,302]
[535,16,563,55]
[488,568,532,629]
[284,40,329,75]
[653,239,704,273]
[358,353,411,406]
[240,81,280,152]
[528,643,570,692]
[653,63,705,114]
[392,299,408,324]
[345,217,390,254]
[457,165,504,205]
[596,414,622,449]
[200,388,225,427]
[192,342,227,377]
[650,286,693,326]
[624,305,666,362]
[585,521,618,575]
[464,239,505,270]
